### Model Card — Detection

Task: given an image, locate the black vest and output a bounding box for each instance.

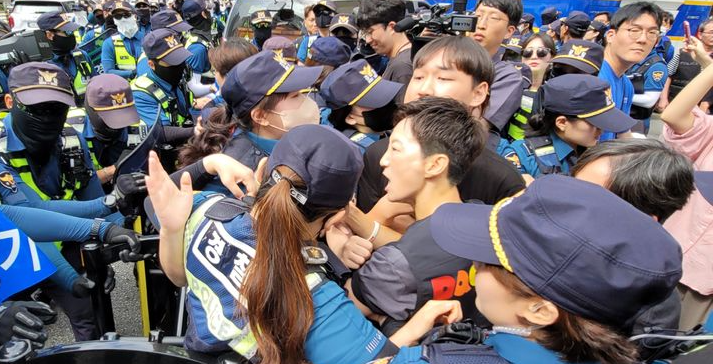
[670,52,703,101]
[627,54,664,120]
[425,343,510,364]
[222,132,266,171]
[393,218,482,326]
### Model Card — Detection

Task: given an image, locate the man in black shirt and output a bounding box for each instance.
[355,36,525,215]
[357,0,412,104]
[346,97,486,335]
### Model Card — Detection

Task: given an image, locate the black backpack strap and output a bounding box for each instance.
[204,196,254,221]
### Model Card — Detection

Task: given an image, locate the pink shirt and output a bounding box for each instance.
[663,107,713,295]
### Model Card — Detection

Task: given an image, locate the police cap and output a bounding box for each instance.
[329,13,357,35]
[249,9,271,25]
[262,36,297,62]
[541,74,636,133]
[551,39,604,75]
[86,74,140,129]
[320,59,402,109]
[564,10,591,33]
[221,50,322,118]
[9,62,74,106]
[309,36,351,67]
[37,11,81,33]
[540,6,560,26]
[150,9,192,32]
[431,175,682,329]
[181,0,206,19]
[142,28,192,65]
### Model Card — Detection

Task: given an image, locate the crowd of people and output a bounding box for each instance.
[0,0,712,363]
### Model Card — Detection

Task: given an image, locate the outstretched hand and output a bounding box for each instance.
[145,151,193,233]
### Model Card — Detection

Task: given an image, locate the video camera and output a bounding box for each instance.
[395,0,476,37]
[0,30,53,67]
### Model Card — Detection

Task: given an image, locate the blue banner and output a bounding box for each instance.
[669,2,713,40]
[0,213,56,302]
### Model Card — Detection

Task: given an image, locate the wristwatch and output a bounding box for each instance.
[90,218,105,242]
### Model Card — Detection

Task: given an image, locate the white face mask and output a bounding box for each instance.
[518,24,527,33]
[660,26,669,36]
[115,15,139,38]
[267,97,320,132]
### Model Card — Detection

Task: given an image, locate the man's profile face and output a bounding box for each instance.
[380,119,427,204]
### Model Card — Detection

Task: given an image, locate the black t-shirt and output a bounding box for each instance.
[382,48,413,105]
[356,138,526,212]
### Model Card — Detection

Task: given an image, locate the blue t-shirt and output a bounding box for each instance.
[184,194,389,363]
[598,60,634,141]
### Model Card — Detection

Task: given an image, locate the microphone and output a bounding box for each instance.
[394,16,418,32]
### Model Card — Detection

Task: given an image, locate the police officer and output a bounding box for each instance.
[297,1,337,64]
[249,10,273,51]
[132,28,193,127]
[82,2,115,43]
[38,11,95,105]
[0,62,114,341]
[549,39,604,78]
[518,13,535,39]
[501,75,636,178]
[384,176,681,364]
[319,59,402,153]
[101,1,145,80]
[329,13,358,51]
[135,0,153,34]
[627,46,668,135]
[136,10,193,77]
[540,6,560,26]
[182,0,215,98]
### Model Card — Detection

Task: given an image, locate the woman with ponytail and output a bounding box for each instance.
[500,74,637,179]
[146,124,462,364]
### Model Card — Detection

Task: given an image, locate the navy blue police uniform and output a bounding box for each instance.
[136,10,193,77]
[502,74,637,178]
[100,1,145,80]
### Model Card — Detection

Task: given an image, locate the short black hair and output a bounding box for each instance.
[394,96,485,185]
[610,2,662,30]
[594,11,611,22]
[572,139,694,223]
[698,18,713,34]
[356,0,405,30]
[660,11,674,26]
[476,0,523,26]
[413,36,494,110]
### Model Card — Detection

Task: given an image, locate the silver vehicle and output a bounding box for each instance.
[9,0,78,31]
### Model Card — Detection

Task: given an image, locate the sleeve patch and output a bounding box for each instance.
[0,171,17,193]
[652,71,664,82]
[503,151,522,170]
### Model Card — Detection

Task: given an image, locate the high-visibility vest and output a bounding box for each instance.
[112,34,137,71]
[131,75,187,126]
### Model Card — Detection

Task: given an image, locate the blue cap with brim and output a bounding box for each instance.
[38,11,81,33]
[142,28,193,66]
[320,59,403,109]
[86,74,140,129]
[430,175,682,329]
[541,74,636,133]
[222,50,323,118]
[150,10,192,32]
[9,62,75,106]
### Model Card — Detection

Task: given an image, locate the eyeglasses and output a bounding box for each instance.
[363,24,385,38]
[522,47,551,59]
[701,31,713,36]
[113,12,132,20]
[474,12,507,25]
[621,27,660,41]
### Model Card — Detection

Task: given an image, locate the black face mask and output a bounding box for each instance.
[85,100,122,143]
[137,8,151,25]
[337,36,357,51]
[105,15,116,30]
[253,27,271,48]
[51,34,76,55]
[316,13,333,28]
[187,14,211,32]
[11,101,68,163]
[364,101,397,132]
[155,63,185,87]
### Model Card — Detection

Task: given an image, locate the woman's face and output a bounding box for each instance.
[474,269,532,328]
[261,91,319,137]
[522,38,553,74]
[584,29,600,42]
[559,118,602,148]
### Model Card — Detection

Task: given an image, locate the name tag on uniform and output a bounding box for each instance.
[534,146,556,157]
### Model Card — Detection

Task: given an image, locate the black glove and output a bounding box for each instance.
[104,266,115,294]
[71,275,96,298]
[104,224,150,262]
[114,172,147,217]
[0,301,57,349]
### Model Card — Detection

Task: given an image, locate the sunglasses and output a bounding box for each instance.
[522,47,551,59]
[113,12,133,19]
